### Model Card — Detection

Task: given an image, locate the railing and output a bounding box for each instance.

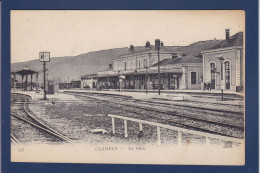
[108,114,243,145]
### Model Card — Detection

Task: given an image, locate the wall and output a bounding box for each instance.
[186,65,203,90]
[81,78,97,89]
[113,52,173,72]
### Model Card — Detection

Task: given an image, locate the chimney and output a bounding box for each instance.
[155,39,160,50]
[145,41,151,48]
[129,45,134,52]
[225,29,230,41]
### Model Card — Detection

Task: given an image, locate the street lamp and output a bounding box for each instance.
[218,57,225,101]
[118,70,121,92]
[36,73,39,93]
[13,73,16,92]
[155,39,161,95]
[24,66,29,91]
[46,69,49,94]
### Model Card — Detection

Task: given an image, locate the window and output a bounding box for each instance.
[221,63,223,80]
[225,61,231,89]
[210,63,216,89]
[191,72,197,84]
[172,55,178,59]
[129,60,132,69]
[124,62,127,70]
[144,59,147,68]
[138,60,141,69]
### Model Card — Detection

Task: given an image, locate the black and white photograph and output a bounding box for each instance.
[10,10,245,164]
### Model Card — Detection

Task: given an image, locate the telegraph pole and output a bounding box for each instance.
[145,66,148,94]
[39,52,50,100]
[155,39,161,95]
[43,61,46,100]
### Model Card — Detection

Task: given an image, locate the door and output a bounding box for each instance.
[210,63,216,89]
[48,84,54,94]
[225,61,231,90]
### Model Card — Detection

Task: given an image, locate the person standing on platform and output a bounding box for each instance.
[201,82,204,91]
[208,81,211,91]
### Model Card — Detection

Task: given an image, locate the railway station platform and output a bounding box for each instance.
[60,89,244,106]
[102,88,244,97]
[12,88,243,106]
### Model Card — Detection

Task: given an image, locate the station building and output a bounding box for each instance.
[96,41,203,90]
[201,29,244,92]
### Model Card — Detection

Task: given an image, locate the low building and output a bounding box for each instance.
[201,29,244,92]
[149,56,203,90]
[97,69,118,89]
[80,73,98,89]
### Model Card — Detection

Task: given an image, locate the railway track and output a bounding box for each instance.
[11,94,75,145]
[11,133,22,146]
[96,93,243,115]
[96,93,244,119]
[65,91,244,139]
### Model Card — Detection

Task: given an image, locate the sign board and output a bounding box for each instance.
[39,52,50,62]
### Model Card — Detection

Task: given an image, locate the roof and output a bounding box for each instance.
[151,56,202,67]
[209,32,243,50]
[14,67,38,76]
[116,46,180,59]
[80,73,98,79]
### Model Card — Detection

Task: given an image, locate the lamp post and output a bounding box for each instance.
[155,39,161,95]
[118,70,121,92]
[24,66,30,91]
[218,57,225,101]
[43,62,47,99]
[145,66,149,94]
[13,73,16,92]
[46,69,49,94]
[36,73,39,93]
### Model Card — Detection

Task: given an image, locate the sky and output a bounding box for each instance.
[11,10,245,63]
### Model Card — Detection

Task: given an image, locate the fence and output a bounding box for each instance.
[108,114,243,145]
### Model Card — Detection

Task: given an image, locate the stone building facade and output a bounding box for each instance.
[95,41,203,90]
[202,30,244,92]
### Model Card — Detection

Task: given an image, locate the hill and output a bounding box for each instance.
[11,39,222,83]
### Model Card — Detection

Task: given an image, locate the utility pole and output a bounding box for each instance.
[43,61,46,100]
[145,66,148,94]
[155,39,161,95]
[39,52,50,100]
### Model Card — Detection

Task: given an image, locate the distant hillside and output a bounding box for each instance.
[11,47,129,82]
[11,39,222,83]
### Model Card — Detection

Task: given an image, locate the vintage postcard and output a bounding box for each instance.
[10,10,245,165]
